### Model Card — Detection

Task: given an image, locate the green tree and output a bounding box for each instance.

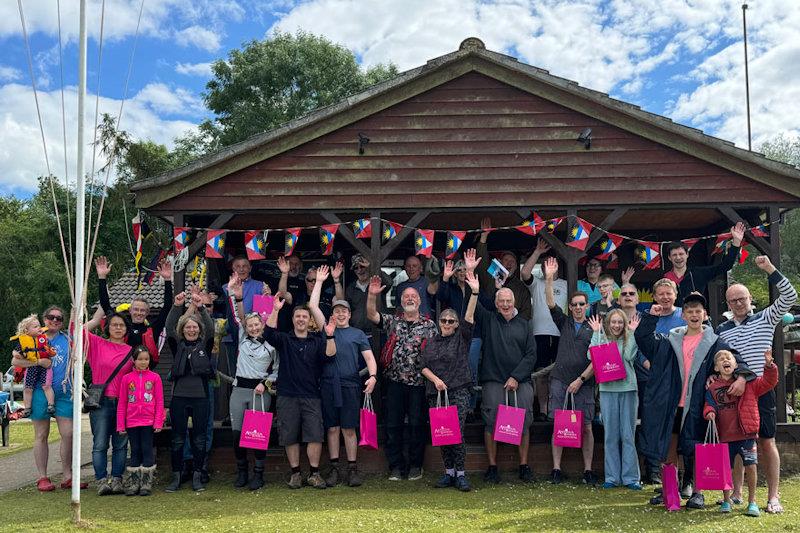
[203,31,398,147]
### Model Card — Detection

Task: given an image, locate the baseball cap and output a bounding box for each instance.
[332,299,351,310]
[683,292,707,308]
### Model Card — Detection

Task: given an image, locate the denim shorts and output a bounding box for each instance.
[30,388,73,420]
[728,438,757,466]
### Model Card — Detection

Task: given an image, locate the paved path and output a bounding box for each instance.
[0,416,93,494]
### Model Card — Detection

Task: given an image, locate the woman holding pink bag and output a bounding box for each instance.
[587,310,642,490]
[421,271,480,492]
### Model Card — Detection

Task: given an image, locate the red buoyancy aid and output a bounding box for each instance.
[142,327,159,365]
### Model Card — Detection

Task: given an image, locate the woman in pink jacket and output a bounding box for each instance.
[116,346,164,496]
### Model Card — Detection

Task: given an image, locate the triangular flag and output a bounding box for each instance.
[750,224,769,238]
[636,241,661,270]
[738,244,749,264]
[245,230,268,261]
[415,229,434,257]
[205,229,226,259]
[445,231,466,259]
[173,227,189,253]
[516,211,544,236]
[712,233,732,255]
[382,221,403,243]
[285,228,301,255]
[680,238,700,251]
[595,233,623,259]
[140,249,167,289]
[606,253,619,270]
[319,224,339,256]
[545,217,564,233]
[566,218,593,250]
[132,213,151,278]
[353,218,372,239]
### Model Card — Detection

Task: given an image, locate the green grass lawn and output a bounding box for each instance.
[2,472,799,532]
[0,420,59,457]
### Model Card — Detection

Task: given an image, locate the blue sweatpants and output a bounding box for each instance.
[600,390,640,486]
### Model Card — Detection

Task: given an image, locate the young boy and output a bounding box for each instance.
[704,348,778,517]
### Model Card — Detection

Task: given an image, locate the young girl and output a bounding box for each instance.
[116,346,164,496]
[587,309,641,490]
[12,315,55,417]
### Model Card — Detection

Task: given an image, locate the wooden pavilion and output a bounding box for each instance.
[132,38,800,433]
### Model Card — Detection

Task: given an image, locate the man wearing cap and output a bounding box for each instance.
[635,292,754,509]
[335,253,391,334]
[310,265,377,488]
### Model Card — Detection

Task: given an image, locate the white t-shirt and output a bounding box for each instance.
[527,275,568,337]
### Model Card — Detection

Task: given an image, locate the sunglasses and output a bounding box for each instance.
[439,318,458,325]
[569,302,587,307]
[45,314,64,322]
[306,278,316,283]
[620,291,637,296]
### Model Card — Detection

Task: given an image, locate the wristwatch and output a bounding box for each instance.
[579,375,586,382]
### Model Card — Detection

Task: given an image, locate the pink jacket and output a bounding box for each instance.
[116,369,165,432]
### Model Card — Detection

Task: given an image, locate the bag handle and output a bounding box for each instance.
[436,389,450,408]
[251,389,265,412]
[705,418,719,444]
[563,391,576,411]
[362,392,374,412]
[504,389,518,408]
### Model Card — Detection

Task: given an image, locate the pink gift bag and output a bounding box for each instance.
[552,392,583,448]
[694,420,733,491]
[430,390,462,446]
[493,390,526,445]
[239,392,272,450]
[589,342,627,383]
[662,463,682,512]
[252,294,275,321]
[358,393,378,450]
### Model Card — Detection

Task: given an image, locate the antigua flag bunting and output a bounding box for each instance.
[595,233,623,259]
[353,218,372,239]
[636,241,661,270]
[132,213,152,278]
[140,249,167,289]
[545,217,564,233]
[445,231,466,259]
[319,224,339,256]
[173,227,189,253]
[285,228,301,255]
[566,218,593,250]
[712,233,732,255]
[245,230,268,261]
[516,211,545,236]
[415,229,434,257]
[606,253,619,269]
[681,237,700,251]
[382,221,403,243]
[750,224,769,238]
[205,229,226,259]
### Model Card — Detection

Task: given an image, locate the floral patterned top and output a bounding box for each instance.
[380,313,437,386]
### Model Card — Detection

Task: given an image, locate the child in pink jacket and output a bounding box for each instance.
[116,346,164,496]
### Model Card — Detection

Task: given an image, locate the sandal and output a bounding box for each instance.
[22,408,32,418]
[37,477,55,492]
[766,499,784,514]
[60,478,89,489]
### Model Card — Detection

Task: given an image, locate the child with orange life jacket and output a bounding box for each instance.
[116,346,164,496]
[11,314,56,417]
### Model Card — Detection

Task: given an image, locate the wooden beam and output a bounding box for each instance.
[379,210,431,262]
[370,211,381,274]
[584,208,628,250]
[319,212,371,257]
[769,207,787,423]
[717,207,772,255]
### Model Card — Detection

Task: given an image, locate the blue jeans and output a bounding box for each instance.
[89,396,128,480]
[183,382,215,460]
[468,337,482,409]
[600,390,640,486]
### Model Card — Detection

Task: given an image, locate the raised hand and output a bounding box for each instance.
[316,265,330,282]
[543,257,558,280]
[228,274,243,299]
[324,315,336,336]
[368,275,385,295]
[277,255,289,274]
[764,348,774,367]
[262,282,272,296]
[191,292,203,309]
[465,270,479,293]
[731,221,746,246]
[463,248,481,271]
[587,314,603,332]
[331,261,344,280]
[272,294,286,311]
[95,256,112,279]
[174,292,186,307]
[443,260,455,281]
[754,255,775,273]
[621,267,636,286]
[628,313,641,331]
[158,258,173,281]
[649,304,663,316]
[535,239,551,255]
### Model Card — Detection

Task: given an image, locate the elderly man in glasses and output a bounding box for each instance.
[544,257,598,486]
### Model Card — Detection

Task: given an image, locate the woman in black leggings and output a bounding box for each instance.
[164,290,215,492]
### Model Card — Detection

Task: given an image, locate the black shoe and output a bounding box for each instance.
[483,467,500,484]
[550,469,563,485]
[347,467,362,487]
[435,474,455,488]
[686,492,705,510]
[249,462,265,491]
[455,475,472,492]
[388,468,402,481]
[325,466,341,487]
[650,494,664,505]
[650,471,662,485]
[234,460,249,489]
[165,472,181,493]
[518,465,533,483]
[200,457,211,484]
[192,471,205,492]
[583,470,598,486]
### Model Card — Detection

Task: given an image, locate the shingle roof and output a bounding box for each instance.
[104,272,189,311]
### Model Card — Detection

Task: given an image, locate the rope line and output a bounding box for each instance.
[56,0,73,278]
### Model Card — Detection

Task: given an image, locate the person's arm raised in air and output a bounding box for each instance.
[309,264,331,330]
[332,261,345,301]
[365,275,385,325]
[520,240,551,283]
[464,270,480,325]
[152,259,174,335]
[95,256,114,316]
[277,256,293,305]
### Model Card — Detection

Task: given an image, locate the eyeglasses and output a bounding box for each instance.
[569,302,587,307]
[727,297,749,305]
[587,263,602,269]
[439,318,458,325]
[306,278,316,283]
[204,304,214,310]
[45,314,63,322]
[620,292,637,296]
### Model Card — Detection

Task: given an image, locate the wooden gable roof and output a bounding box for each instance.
[132,38,800,212]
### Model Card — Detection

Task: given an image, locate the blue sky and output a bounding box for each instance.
[1,0,798,196]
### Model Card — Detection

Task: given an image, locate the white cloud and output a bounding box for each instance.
[175,25,221,52]
[0,65,21,82]
[134,82,204,115]
[175,61,213,77]
[0,82,196,195]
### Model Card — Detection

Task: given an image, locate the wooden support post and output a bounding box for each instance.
[769,207,788,423]
[718,207,772,254]
[583,208,628,251]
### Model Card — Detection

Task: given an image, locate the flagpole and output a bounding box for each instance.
[71,0,87,523]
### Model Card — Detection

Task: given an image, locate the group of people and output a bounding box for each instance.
[10,217,795,516]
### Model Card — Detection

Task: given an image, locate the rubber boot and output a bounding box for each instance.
[201,455,211,484]
[123,466,142,496]
[234,459,249,489]
[139,466,155,496]
[180,459,193,484]
[192,470,205,492]
[249,460,265,491]
[165,472,181,493]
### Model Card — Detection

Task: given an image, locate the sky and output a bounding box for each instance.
[0,0,798,197]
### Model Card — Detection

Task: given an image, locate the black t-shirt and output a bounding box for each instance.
[264,327,328,398]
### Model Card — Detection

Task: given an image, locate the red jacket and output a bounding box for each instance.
[704,363,778,437]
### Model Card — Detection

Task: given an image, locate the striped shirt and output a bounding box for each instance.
[716,271,797,376]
